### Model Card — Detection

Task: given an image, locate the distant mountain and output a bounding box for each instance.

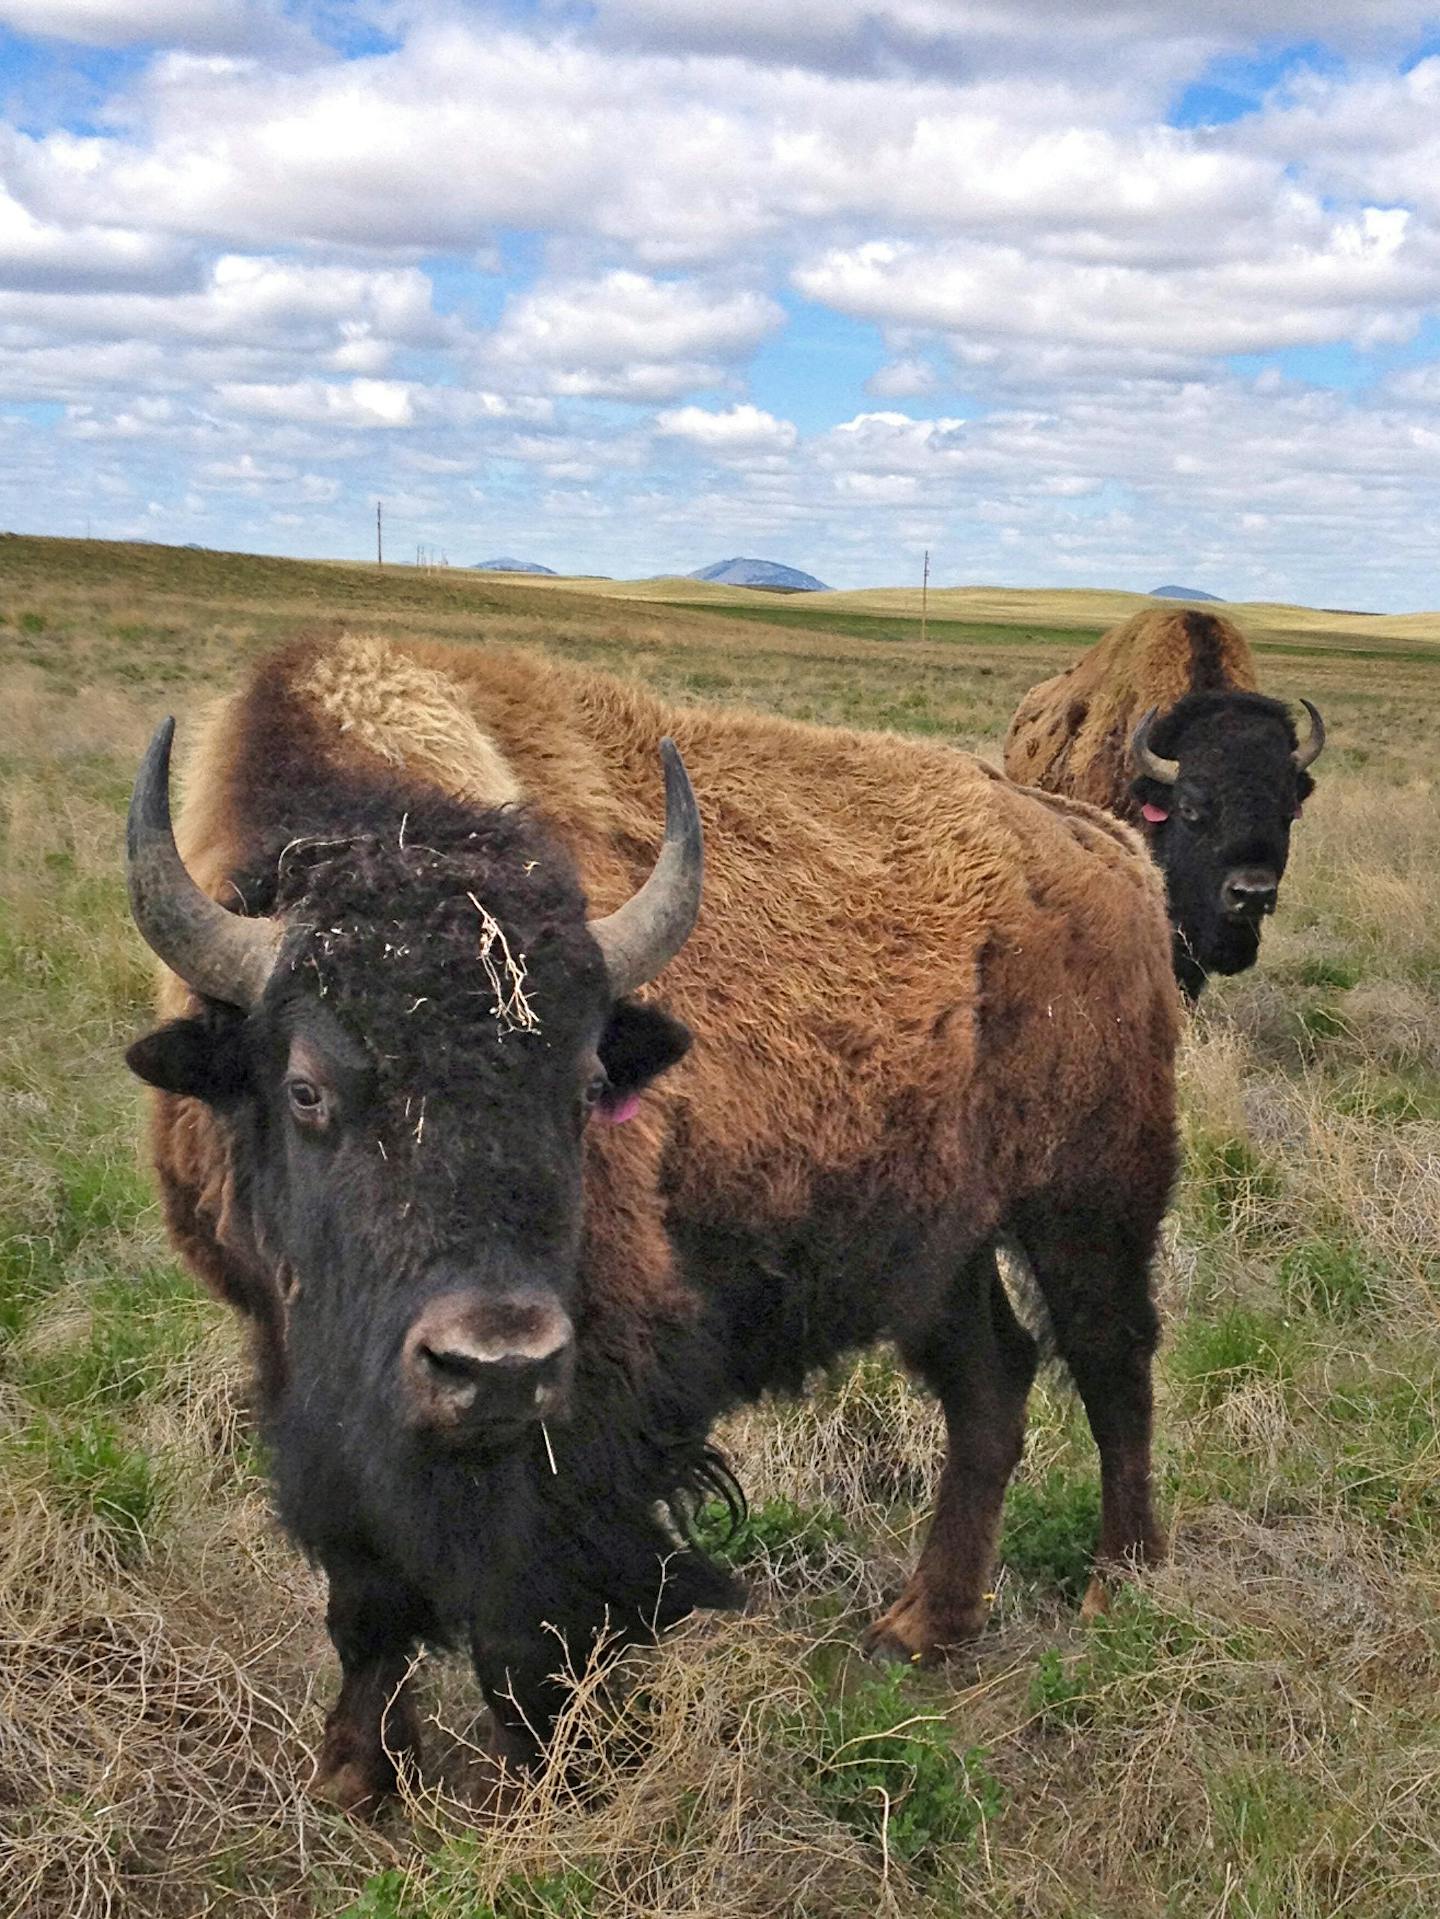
[1150,583,1221,602]
[691,556,830,592]
[471,557,557,575]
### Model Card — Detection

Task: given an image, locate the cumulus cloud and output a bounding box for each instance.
[795,206,1436,373]
[0,0,303,53]
[865,357,940,399]
[654,403,798,455]
[485,272,784,402]
[214,378,418,429]
[0,185,192,293]
[593,0,1436,92]
[0,29,1310,266]
[0,254,443,352]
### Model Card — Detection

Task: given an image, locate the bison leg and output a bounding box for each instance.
[1012,1196,1164,1608]
[470,1635,570,1771]
[866,1244,1037,1663]
[315,1554,431,1814]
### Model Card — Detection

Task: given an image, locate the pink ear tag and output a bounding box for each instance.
[597,1092,641,1126]
[1141,801,1169,824]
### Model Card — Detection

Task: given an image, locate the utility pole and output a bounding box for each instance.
[920,548,930,645]
[376,500,383,567]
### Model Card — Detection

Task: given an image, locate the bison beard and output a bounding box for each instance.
[127,631,1181,1811]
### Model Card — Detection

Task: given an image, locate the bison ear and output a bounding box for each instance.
[598,999,692,1097]
[1129,774,1171,821]
[126,1014,251,1104]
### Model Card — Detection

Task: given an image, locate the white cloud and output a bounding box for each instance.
[0,0,301,52]
[214,378,417,428]
[654,403,797,455]
[593,0,1435,84]
[865,357,939,399]
[0,28,1293,267]
[820,410,969,475]
[795,206,1437,371]
[0,184,191,293]
[0,254,442,351]
[485,272,784,401]
[1245,56,1440,222]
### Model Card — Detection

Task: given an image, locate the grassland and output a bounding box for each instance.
[2,534,1438,1918]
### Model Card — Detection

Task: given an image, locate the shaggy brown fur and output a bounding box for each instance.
[144,629,1180,1749]
[1002,606,1260,823]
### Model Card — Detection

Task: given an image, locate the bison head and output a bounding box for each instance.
[123,721,701,1461]
[1129,689,1323,997]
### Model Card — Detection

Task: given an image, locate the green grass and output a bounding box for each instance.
[1167,1308,1294,1411]
[662,597,1107,652]
[1000,1467,1102,1600]
[19,1262,204,1410]
[1278,1239,1380,1320]
[345,1863,600,1919]
[19,1413,163,1556]
[694,1493,851,1569]
[1181,1130,1287,1252]
[1027,1589,1248,1731]
[796,1663,1002,1869]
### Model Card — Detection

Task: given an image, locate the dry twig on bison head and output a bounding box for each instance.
[467,891,539,1034]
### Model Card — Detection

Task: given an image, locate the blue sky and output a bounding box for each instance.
[2,1,1439,604]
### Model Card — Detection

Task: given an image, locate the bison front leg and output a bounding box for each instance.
[315,1553,432,1814]
[866,1245,1037,1663]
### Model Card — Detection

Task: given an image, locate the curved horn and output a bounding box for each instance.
[127,717,285,1008]
[1293,698,1325,771]
[589,738,703,998]
[1130,706,1179,786]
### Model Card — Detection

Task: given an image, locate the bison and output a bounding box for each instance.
[1003,607,1325,998]
[125,631,1179,1808]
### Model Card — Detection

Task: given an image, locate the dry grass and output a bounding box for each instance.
[2,537,1439,1917]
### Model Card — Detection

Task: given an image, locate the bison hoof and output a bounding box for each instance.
[1079,1575,1112,1625]
[862,1591,988,1666]
[314,1710,421,1818]
[313,1755,401,1818]
[863,1625,934,1668]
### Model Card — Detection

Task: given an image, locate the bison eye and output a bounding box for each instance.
[287,1078,328,1127]
[582,1070,609,1112]
[1178,798,1205,826]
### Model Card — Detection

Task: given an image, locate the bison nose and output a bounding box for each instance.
[402,1290,575,1436]
[1222,868,1279,920]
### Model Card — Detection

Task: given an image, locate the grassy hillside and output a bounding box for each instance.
[393,555,1440,652]
[2,536,1438,1918]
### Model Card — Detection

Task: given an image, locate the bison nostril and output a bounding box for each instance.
[418,1344,484,1385]
[1223,870,1279,918]
[404,1291,576,1433]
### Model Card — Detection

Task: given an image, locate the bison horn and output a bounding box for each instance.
[127,717,286,1009]
[1130,706,1179,786]
[588,738,703,998]
[1293,698,1325,771]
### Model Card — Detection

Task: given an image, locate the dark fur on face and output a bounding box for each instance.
[1130,690,1315,999]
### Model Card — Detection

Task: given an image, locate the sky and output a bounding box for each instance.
[2,2,1439,604]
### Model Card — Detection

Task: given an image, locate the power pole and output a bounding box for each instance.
[376,501,383,567]
[920,548,930,645]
